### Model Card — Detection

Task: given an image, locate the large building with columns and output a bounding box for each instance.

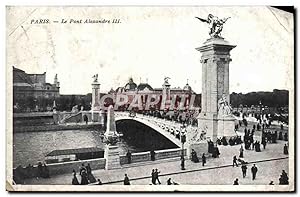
[107,77,198,111]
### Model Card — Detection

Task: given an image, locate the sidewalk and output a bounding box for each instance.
[24,140,289,185]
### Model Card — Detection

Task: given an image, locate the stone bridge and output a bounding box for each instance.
[57,111,206,148]
[115,112,201,148]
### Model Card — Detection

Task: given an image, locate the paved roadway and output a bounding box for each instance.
[25,139,289,185]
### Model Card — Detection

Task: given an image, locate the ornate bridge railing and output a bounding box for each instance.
[115,112,202,146]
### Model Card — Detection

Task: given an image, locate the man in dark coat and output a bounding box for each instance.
[251,164,258,180]
[284,133,288,141]
[150,150,155,161]
[151,169,156,185]
[283,144,289,155]
[233,156,238,167]
[126,150,132,164]
[239,145,244,158]
[262,138,267,150]
[154,169,161,184]
[202,153,206,166]
[83,114,88,124]
[124,174,130,185]
[241,164,247,178]
[37,162,43,178]
[233,178,239,185]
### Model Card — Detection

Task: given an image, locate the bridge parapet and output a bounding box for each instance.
[115,112,183,147]
[115,112,203,147]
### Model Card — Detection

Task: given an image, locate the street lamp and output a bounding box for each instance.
[180,125,187,170]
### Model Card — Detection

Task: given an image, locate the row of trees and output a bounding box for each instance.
[13,89,288,113]
[13,94,92,112]
[230,89,288,109]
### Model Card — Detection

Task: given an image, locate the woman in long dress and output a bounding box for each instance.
[72,169,79,185]
[239,145,244,158]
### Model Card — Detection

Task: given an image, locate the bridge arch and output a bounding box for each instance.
[115,114,182,148]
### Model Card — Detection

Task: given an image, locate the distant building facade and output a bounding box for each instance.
[13,66,60,99]
[107,77,199,111]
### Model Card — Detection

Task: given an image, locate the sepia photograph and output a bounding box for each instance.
[5,5,295,192]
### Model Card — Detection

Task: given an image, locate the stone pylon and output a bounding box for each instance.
[104,105,121,170]
[196,37,237,142]
[91,78,101,122]
[91,80,101,111]
[104,105,117,138]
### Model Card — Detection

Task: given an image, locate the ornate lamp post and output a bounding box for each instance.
[180,125,187,170]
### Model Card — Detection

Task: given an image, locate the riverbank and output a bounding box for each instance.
[13,122,104,133]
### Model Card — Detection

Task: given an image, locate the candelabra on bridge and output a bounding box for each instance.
[180,125,187,170]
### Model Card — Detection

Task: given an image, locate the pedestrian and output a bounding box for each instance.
[239,145,244,158]
[83,114,88,124]
[241,164,247,178]
[202,153,206,166]
[233,156,238,167]
[233,178,239,185]
[279,170,289,185]
[283,144,288,155]
[37,162,43,178]
[97,178,102,185]
[154,169,161,184]
[42,163,50,178]
[151,169,156,185]
[80,169,89,185]
[251,164,258,180]
[262,139,267,150]
[191,149,199,163]
[150,150,155,161]
[284,133,288,141]
[126,150,132,164]
[72,169,79,185]
[124,174,130,185]
[167,178,172,185]
[79,163,86,176]
[180,155,185,170]
[86,163,96,183]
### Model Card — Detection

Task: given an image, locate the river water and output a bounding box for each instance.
[13,129,150,168]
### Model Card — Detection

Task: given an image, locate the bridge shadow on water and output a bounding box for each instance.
[116,119,179,154]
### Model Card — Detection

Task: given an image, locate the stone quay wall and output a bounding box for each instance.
[119,148,187,165]
[14,158,106,180]
[47,158,106,176]
[13,123,103,133]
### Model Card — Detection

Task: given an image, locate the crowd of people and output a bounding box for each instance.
[216,136,243,146]
[191,149,206,166]
[13,162,50,184]
[207,139,220,158]
[72,163,96,185]
[136,109,199,127]
[233,167,289,185]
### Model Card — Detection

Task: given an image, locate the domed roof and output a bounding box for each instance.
[183,83,192,91]
[124,77,137,91]
[137,83,154,91]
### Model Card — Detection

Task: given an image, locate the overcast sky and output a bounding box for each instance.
[7,6,294,95]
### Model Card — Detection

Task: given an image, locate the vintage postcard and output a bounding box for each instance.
[6,6,295,192]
